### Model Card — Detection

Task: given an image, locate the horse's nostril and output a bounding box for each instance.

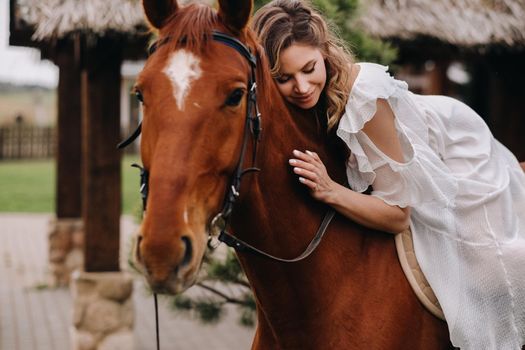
[180,236,193,266]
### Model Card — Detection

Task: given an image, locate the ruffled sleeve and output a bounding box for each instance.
[336,63,458,208]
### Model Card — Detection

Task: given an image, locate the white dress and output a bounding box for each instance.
[336,62,525,349]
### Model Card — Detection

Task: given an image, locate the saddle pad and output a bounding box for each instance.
[395,229,445,320]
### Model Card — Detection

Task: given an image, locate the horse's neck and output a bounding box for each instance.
[229,76,369,341]
[235,80,332,253]
[234,75,349,256]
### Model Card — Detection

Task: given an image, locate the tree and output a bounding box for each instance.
[170,250,257,326]
[254,0,398,64]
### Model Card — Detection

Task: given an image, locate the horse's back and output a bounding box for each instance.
[250,217,453,349]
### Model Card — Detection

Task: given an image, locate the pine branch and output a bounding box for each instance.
[196,282,253,307]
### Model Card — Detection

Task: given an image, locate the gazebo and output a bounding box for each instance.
[10,0,149,348]
[357,0,525,160]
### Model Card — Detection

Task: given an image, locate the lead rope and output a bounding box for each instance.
[154,293,160,350]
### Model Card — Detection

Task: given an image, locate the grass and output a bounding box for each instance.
[122,155,144,217]
[0,155,143,215]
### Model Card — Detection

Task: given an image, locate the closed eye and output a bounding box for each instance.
[303,63,316,74]
[276,76,290,84]
[276,64,315,84]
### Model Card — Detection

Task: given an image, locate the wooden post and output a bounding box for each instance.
[427,59,450,96]
[485,53,525,161]
[81,38,122,272]
[55,41,82,218]
[16,118,22,159]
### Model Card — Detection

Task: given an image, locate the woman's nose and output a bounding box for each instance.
[294,76,310,94]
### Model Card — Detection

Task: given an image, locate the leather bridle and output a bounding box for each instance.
[118,30,335,263]
[118,29,336,350]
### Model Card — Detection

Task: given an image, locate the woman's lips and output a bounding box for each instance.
[293,90,315,103]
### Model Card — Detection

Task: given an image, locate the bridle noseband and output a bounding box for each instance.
[118,30,334,263]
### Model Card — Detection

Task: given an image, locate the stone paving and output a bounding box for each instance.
[0,213,255,350]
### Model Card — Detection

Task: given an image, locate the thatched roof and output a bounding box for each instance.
[357,0,525,49]
[17,0,215,41]
[16,0,146,40]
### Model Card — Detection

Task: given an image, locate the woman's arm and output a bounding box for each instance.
[290,150,410,234]
[327,182,410,234]
[289,99,411,234]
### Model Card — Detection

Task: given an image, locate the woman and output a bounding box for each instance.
[252,1,525,349]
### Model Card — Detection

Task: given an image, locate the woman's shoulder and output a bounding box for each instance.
[356,62,388,71]
[352,62,388,79]
[343,62,395,102]
[338,62,410,134]
[348,62,408,100]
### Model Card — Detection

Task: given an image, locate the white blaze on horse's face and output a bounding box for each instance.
[163,49,202,111]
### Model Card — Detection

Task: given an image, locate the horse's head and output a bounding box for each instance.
[134,0,261,293]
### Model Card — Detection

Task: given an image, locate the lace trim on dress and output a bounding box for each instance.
[341,63,408,133]
[336,63,406,192]
[336,63,458,207]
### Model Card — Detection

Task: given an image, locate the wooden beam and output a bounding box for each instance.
[81,38,123,272]
[484,53,525,161]
[122,34,150,61]
[9,0,38,48]
[426,59,450,96]
[55,40,82,218]
[10,0,149,60]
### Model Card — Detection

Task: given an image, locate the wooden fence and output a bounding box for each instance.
[0,125,56,159]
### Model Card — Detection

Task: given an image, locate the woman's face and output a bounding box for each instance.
[275,44,327,109]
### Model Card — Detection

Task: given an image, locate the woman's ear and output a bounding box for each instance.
[142,0,178,29]
[217,0,253,33]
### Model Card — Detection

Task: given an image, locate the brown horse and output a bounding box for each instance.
[133,0,453,348]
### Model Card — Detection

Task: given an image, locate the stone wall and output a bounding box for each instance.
[71,271,134,350]
[48,218,84,286]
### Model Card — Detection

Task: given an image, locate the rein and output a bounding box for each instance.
[154,293,160,350]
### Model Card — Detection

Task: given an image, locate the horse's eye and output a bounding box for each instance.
[225,88,245,107]
[135,90,144,103]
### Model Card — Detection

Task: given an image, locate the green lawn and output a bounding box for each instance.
[0,155,143,215]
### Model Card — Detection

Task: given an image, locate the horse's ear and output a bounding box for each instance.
[218,0,253,33]
[142,0,178,29]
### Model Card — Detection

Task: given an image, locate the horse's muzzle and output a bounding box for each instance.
[135,233,197,294]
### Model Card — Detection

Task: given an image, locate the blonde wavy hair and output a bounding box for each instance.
[252,0,354,131]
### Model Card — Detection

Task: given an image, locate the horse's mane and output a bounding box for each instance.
[157,3,276,110]
[159,4,218,53]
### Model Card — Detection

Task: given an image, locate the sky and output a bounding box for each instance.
[0,0,58,88]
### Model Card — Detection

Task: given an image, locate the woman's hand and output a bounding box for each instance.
[289,150,410,233]
[289,149,338,203]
